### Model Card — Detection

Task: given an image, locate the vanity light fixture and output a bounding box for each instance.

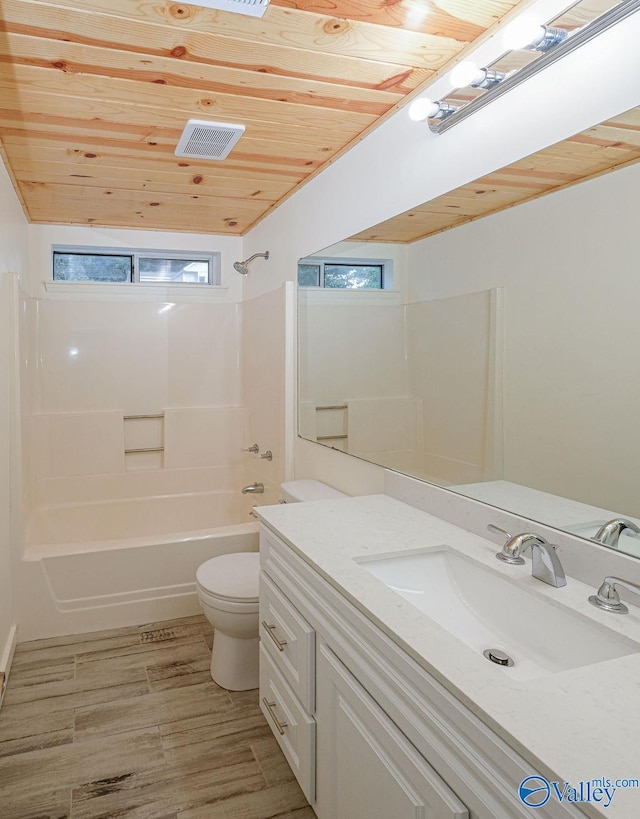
[412,0,640,135]
[501,18,568,51]
[449,62,507,90]
[408,98,458,123]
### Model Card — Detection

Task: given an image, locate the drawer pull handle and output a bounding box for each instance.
[261,620,287,652]
[262,698,288,735]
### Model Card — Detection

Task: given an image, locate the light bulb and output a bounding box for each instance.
[408,98,440,122]
[449,61,485,89]
[501,17,545,50]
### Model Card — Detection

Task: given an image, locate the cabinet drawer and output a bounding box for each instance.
[260,571,315,711]
[259,645,316,803]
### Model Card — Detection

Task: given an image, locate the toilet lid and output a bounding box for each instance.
[196,552,260,602]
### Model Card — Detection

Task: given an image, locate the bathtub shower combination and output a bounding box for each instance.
[24,466,263,615]
[13,286,290,637]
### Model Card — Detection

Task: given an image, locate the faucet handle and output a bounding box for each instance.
[488,524,548,566]
[242,443,259,454]
[487,524,513,540]
[487,524,524,564]
[589,576,640,614]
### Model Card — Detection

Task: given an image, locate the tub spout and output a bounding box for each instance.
[242,482,264,494]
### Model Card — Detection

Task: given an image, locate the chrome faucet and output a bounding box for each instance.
[487,524,567,588]
[589,576,640,614]
[591,518,640,549]
[241,482,264,494]
[241,443,259,454]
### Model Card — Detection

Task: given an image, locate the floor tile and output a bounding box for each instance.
[71,748,265,819]
[176,780,309,819]
[0,728,165,798]
[1,678,150,721]
[0,786,71,819]
[250,736,296,786]
[74,681,228,741]
[0,616,309,819]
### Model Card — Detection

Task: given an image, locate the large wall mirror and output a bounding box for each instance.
[298,103,640,559]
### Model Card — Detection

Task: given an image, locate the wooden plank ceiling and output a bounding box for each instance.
[0,0,526,234]
[349,105,640,243]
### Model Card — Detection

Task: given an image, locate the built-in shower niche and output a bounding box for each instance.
[123,412,165,471]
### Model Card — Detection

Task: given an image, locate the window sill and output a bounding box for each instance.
[43,281,229,302]
[298,288,401,306]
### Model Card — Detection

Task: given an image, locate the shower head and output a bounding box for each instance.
[233,251,269,275]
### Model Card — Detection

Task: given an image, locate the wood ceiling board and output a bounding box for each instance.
[0,18,431,96]
[0,124,332,181]
[3,0,464,69]
[13,166,290,201]
[0,116,350,171]
[270,0,519,39]
[21,183,267,214]
[0,69,378,133]
[0,33,405,115]
[27,210,258,233]
[0,132,316,183]
[1,138,310,182]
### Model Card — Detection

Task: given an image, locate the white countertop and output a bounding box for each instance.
[256,494,640,819]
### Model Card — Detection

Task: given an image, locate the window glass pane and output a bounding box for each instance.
[323,264,383,289]
[53,253,132,282]
[298,264,321,287]
[139,258,209,284]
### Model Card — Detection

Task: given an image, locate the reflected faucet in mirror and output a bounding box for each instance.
[591,519,640,549]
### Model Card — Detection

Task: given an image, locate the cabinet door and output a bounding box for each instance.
[316,644,468,819]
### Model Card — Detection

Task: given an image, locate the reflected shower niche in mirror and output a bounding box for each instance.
[298,104,640,559]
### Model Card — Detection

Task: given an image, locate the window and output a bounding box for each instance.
[52,246,220,285]
[297,256,392,289]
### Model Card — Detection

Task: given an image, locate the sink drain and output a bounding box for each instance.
[483,648,514,667]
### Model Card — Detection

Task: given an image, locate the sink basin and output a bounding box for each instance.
[355,547,639,680]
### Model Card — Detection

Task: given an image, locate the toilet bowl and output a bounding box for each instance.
[196,480,347,691]
[196,552,260,691]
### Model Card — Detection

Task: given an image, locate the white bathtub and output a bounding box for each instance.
[23,489,262,615]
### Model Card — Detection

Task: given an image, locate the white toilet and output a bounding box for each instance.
[196,480,347,691]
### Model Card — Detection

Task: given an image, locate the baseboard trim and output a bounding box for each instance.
[0,624,18,709]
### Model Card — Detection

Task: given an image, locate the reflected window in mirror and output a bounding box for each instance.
[298,256,393,290]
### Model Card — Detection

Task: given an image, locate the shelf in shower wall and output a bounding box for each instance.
[124,413,164,470]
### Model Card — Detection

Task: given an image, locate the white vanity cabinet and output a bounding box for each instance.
[259,525,586,819]
[316,642,468,819]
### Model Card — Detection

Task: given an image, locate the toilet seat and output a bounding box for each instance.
[196,552,260,603]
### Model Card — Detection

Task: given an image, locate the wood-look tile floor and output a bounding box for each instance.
[0,615,314,819]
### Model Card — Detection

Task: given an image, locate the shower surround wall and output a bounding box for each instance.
[22,295,260,552]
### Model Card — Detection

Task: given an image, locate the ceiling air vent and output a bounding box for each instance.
[189,0,270,18]
[175,119,245,161]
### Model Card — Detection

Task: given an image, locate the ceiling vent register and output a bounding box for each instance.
[175,120,245,161]
[188,0,270,18]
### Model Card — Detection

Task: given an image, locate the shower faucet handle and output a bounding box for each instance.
[242,443,259,454]
[260,450,273,461]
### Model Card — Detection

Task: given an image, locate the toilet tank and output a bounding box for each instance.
[280,480,347,503]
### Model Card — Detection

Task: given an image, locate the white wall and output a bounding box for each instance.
[0,159,27,684]
[26,224,244,302]
[407,162,640,515]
